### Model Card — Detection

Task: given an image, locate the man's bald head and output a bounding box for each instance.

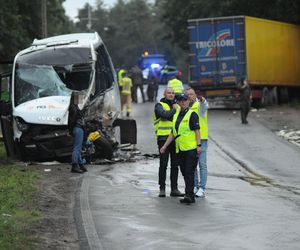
[164,87,175,101]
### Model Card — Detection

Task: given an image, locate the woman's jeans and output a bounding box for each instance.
[194,139,208,190]
[72,126,84,165]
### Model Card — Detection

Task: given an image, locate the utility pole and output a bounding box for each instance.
[41,0,47,38]
[87,4,92,30]
[81,4,97,31]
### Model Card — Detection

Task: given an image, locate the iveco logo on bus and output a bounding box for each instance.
[197,29,235,57]
[38,116,60,122]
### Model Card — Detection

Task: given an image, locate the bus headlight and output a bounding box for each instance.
[15,117,30,132]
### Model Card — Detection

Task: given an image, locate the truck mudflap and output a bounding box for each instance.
[195,89,241,109]
[113,118,137,145]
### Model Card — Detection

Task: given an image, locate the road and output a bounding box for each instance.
[77,87,300,250]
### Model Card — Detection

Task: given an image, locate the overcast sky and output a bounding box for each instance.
[63,0,117,21]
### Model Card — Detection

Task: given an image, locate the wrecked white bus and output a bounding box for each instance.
[0,32,136,161]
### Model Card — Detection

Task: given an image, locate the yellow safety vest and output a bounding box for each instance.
[168,78,183,94]
[153,102,173,137]
[190,101,208,139]
[118,69,125,85]
[173,109,197,153]
[120,77,132,95]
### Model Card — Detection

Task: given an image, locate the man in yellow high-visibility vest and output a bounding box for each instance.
[153,87,183,197]
[167,76,183,97]
[186,87,209,198]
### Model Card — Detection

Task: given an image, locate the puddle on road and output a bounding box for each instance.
[276,129,300,148]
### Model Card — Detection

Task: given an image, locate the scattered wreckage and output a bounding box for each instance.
[0,32,136,162]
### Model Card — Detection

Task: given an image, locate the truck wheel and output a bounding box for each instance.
[278,87,289,104]
[252,98,262,109]
[261,87,269,107]
[271,87,278,105]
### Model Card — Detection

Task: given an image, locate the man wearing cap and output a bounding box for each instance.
[160,93,201,204]
[153,87,183,197]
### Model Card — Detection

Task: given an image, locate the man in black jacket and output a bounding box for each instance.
[153,87,183,197]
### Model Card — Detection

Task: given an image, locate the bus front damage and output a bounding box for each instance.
[0,33,136,162]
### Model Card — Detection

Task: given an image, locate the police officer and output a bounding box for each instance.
[160,93,201,204]
[153,87,183,197]
[130,65,145,103]
[239,78,251,124]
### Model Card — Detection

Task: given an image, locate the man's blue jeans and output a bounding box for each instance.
[194,139,208,190]
[72,126,84,165]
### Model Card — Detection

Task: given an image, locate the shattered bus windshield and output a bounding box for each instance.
[15,63,72,106]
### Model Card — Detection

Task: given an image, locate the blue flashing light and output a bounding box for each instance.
[151,63,160,69]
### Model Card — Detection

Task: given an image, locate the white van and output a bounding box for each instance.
[0,32,136,161]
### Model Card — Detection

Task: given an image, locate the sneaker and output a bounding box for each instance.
[194,187,199,194]
[158,189,166,197]
[196,188,205,198]
[180,196,195,204]
[170,189,184,197]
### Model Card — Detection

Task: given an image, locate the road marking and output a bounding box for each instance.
[80,172,105,250]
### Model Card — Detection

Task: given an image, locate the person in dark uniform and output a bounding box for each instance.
[160,93,201,204]
[130,65,145,103]
[239,78,251,124]
[68,92,87,173]
[153,87,183,197]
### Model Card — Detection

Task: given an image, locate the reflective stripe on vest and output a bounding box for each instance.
[153,102,173,137]
[190,101,208,139]
[173,109,197,152]
[121,77,132,95]
[168,79,183,94]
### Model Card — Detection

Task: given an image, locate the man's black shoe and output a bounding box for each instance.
[170,189,184,197]
[71,164,84,174]
[158,189,166,197]
[79,164,88,172]
[180,196,195,204]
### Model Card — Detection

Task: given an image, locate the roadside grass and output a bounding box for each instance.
[0,142,41,250]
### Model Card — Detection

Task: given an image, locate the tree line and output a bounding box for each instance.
[1,0,300,75]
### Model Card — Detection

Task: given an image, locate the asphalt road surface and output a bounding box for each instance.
[77,87,300,250]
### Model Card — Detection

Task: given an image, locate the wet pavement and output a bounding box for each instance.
[77,86,300,250]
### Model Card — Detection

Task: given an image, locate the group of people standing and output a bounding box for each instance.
[154,85,209,204]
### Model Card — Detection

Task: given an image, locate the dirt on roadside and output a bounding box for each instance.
[30,104,299,249]
[32,163,81,250]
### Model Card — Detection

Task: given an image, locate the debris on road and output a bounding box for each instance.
[277,129,300,148]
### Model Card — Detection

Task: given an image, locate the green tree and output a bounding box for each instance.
[160,0,300,51]
[75,0,186,70]
[0,0,75,65]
